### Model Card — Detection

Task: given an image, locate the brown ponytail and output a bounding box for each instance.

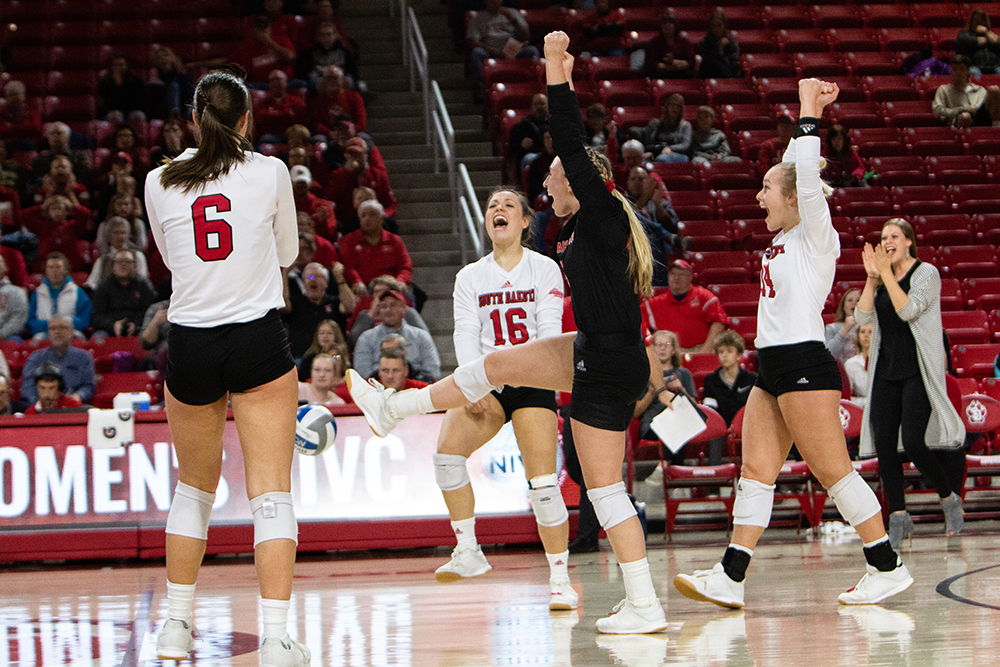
[159,69,254,193]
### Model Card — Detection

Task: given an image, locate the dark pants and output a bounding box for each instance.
[870,373,964,513]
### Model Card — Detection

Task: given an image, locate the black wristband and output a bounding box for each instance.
[795,117,821,139]
[654,386,671,397]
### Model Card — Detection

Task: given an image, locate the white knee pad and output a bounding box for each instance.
[250,492,298,547]
[453,354,501,403]
[733,477,775,528]
[434,453,471,491]
[165,482,216,540]
[588,481,636,530]
[828,471,881,527]
[528,473,569,527]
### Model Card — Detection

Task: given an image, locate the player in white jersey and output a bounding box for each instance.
[674,79,912,609]
[144,70,309,667]
[432,188,578,611]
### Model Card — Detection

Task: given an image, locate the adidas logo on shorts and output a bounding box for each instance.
[797,377,809,384]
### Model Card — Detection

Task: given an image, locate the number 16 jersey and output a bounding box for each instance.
[145,149,298,328]
[452,249,565,366]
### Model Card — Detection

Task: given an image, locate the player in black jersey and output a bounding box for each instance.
[349,31,672,635]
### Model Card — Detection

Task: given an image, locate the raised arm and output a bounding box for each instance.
[789,79,839,253]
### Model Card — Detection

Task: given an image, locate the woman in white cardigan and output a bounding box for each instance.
[856,218,967,548]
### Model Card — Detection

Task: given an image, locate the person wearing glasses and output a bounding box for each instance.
[90,248,156,338]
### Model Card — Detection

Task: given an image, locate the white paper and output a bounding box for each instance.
[649,395,707,454]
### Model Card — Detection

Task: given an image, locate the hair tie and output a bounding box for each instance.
[604,179,616,193]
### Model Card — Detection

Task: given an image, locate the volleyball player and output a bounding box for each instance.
[349,32,672,634]
[673,79,913,609]
[433,187,577,611]
[145,70,309,666]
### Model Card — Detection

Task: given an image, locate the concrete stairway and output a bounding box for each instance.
[341,0,500,373]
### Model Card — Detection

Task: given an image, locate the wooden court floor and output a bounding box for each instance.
[2,523,999,667]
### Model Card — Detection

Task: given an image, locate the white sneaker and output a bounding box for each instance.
[549,578,579,611]
[673,563,745,609]
[260,635,311,667]
[156,618,194,660]
[838,561,914,605]
[595,599,668,634]
[435,546,492,583]
[346,369,401,437]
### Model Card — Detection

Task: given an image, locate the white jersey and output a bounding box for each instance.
[756,133,840,348]
[145,149,298,327]
[452,249,565,365]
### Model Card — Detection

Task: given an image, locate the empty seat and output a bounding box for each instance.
[942,310,991,345]
[912,213,974,246]
[50,20,98,46]
[850,127,907,158]
[690,250,754,284]
[869,156,927,187]
[590,55,642,81]
[678,219,731,251]
[49,45,99,71]
[892,185,951,216]
[938,244,1000,280]
[905,127,966,157]
[812,5,866,29]
[730,218,774,251]
[878,27,930,52]
[852,215,897,247]
[962,277,1000,311]
[650,78,706,107]
[721,6,764,30]
[482,58,540,89]
[670,6,712,31]
[826,28,882,53]
[46,70,98,96]
[824,76,867,103]
[828,101,885,129]
[729,315,759,348]
[742,53,796,79]
[763,5,812,30]
[646,161,700,191]
[598,79,652,107]
[721,103,775,133]
[706,78,760,106]
[973,213,1000,245]
[717,189,767,220]
[671,190,718,221]
[926,155,986,186]
[611,105,658,132]
[862,3,914,28]
[882,100,939,128]
[710,283,761,316]
[43,95,97,123]
[777,29,829,53]
[698,160,758,191]
[949,183,1000,215]
[833,186,893,218]
[736,129,775,162]
[757,77,801,105]
[952,344,1000,378]
[941,277,964,311]
[727,29,780,54]
[909,3,963,28]
[794,52,851,78]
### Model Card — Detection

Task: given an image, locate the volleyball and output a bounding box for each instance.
[295,404,337,456]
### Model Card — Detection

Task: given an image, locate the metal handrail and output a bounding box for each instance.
[400,1,431,144]
[458,163,485,264]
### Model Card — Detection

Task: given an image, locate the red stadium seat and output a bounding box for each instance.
[942,310,991,345]
[882,100,939,128]
[691,250,754,284]
[721,103,775,133]
[878,27,930,52]
[678,219,731,251]
[926,155,986,186]
[698,160,759,191]
[716,189,767,221]
[49,45,99,71]
[598,79,652,107]
[949,183,1000,215]
[941,277,964,311]
[953,344,1000,378]
[730,218,774,251]
[92,371,164,409]
[864,76,920,104]
[669,6,712,31]
[823,76,867,103]
[727,29,780,54]
[705,78,760,106]
[891,184,951,216]
[742,53,796,79]
[869,156,927,187]
[812,5,866,29]
[794,52,851,78]
[482,58,541,89]
[914,75,953,101]
[905,127,966,157]
[843,51,902,77]
[973,213,1000,245]
[46,70,97,96]
[850,127,906,158]
[909,3,963,28]
[762,5,812,30]
[670,190,718,221]
[646,161,700,191]
[829,101,886,129]
[736,129,775,162]
[50,20,98,46]
[862,3,914,28]
[757,78,801,105]
[728,315,759,349]
[723,7,765,30]
[851,215,896,247]
[963,126,1000,156]
[937,244,1000,280]
[7,47,51,72]
[833,186,893,218]
[912,213,974,246]
[195,16,242,43]
[650,79,706,107]
[826,28,882,53]
[710,283,761,317]
[12,72,49,98]
[962,278,1000,311]
[611,105,658,132]
[43,95,97,123]
[590,56,642,81]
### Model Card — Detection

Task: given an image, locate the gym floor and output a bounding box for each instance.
[2,522,999,666]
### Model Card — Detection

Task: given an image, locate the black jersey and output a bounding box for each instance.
[549,83,642,346]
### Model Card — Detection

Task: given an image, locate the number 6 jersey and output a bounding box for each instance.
[145,149,298,327]
[452,249,565,365]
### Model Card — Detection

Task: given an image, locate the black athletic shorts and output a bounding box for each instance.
[491,385,557,422]
[755,340,843,397]
[167,309,295,406]
[570,333,649,432]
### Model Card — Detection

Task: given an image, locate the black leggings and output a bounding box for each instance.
[870,373,964,513]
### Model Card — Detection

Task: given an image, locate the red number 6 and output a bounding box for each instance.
[192,194,233,262]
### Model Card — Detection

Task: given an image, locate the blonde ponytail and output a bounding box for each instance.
[585,148,654,298]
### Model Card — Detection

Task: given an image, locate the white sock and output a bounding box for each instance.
[388,386,435,419]
[863,535,889,549]
[546,550,570,582]
[260,598,289,641]
[166,581,196,623]
[619,558,657,608]
[728,544,753,557]
[451,517,478,550]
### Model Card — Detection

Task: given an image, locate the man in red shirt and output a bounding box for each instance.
[642,259,730,354]
[24,362,84,414]
[308,66,366,134]
[290,165,336,240]
[254,69,307,139]
[340,200,412,293]
[324,137,397,220]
